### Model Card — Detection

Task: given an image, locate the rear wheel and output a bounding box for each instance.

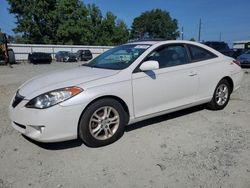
[8,49,15,64]
[207,79,231,110]
[77,56,82,61]
[79,98,126,147]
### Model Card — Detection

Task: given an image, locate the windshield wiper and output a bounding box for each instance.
[82,64,103,69]
[82,63,124,70]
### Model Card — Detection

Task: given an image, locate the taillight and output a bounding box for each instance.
[233,60,241,67]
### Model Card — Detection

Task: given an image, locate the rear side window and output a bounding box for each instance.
[188,45,217,62]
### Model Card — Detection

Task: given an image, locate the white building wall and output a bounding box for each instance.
[8,43,113,60]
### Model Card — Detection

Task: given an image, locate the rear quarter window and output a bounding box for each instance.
[188,44,217,62]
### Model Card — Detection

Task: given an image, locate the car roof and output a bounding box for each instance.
[128,40,161,45]
[31,52,49,54]
[128,40,207,46]
[58,51,70,53]
[127,40,224,57]
[127,40,200,46]
[204,41,226,43]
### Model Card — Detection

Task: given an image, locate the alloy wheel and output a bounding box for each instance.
[89,106,120,140]
[215,84,229,106]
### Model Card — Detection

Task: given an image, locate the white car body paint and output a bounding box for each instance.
[9,40,243,142]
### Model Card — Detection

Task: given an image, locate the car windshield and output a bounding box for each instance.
[59,51,69,55]
[84,50,91,54]
[84,44,151,70]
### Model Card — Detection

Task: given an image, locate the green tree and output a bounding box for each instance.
[113,20,129,45]
[130,9,179,40]
[98,11,117,45]
[87,10,129,46]
[55,0,89,45]
[13,35,25,43]
[86,4,103,45]
[8,0,57,43]
[7,0,129,45]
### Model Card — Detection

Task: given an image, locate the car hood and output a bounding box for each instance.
[19,66,119,99]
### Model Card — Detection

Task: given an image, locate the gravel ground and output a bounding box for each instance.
[0,62,250,188]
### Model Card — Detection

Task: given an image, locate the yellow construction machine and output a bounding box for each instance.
[0,32,15,65]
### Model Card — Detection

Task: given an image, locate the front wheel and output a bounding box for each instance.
[77,57,82,61]
[207,79,231,110]
[79,98,126,147]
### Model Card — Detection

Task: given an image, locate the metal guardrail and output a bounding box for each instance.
[8,43,113,60]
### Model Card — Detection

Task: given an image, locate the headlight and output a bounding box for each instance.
[26,87,83,109]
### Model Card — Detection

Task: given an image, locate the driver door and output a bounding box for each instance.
[132,44,199,118]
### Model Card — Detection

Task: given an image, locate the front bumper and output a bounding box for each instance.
[9,99,87,142]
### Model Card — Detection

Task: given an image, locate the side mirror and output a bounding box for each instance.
[139,60,159,71]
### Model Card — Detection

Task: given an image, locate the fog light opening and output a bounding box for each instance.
[28,125,45,134]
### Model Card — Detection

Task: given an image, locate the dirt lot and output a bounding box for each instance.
[0,62,250,188]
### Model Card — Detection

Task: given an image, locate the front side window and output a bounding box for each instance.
[188,45,217,62]
[86,44,151,70]
[145,45,189,68]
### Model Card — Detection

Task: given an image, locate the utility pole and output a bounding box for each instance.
[198,18,201,42]
[219,32,222,41]
[181,27,184,40]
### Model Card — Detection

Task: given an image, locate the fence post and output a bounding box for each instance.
[52,47,55,59]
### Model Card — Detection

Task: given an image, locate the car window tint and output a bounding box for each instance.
[189,45,217,62]
[146,45,188,68]
[85,50,91,54]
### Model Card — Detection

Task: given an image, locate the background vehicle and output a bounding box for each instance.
[233,40,250,58]
[204,41,234,57]
[55,51,77,62]
[0,32,15,65]
[237,50,250,67]
[28,52,52,64]
[76,50,93,61]
[9,40,243,147]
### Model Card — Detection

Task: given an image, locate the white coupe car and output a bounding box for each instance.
[9,40,243,147]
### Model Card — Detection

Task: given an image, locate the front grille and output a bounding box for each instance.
[12,91,24,108]
[13,122,26,129]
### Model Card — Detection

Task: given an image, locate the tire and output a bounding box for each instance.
[77,57,81,61]
[79,98,126,147]
[207,79,231,110]
[8,49,15,64]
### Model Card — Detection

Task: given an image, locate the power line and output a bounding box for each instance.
[181,26,184,40]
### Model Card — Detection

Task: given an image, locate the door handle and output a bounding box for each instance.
[188,73,197,77]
